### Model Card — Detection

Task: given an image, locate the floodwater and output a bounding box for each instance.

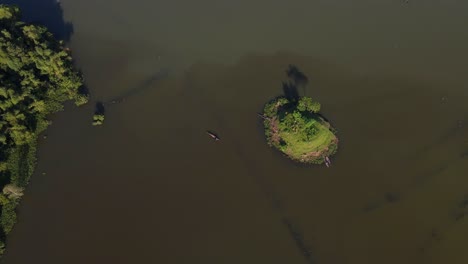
[2,0,468,263]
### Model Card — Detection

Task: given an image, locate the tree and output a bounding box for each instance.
[92,114,105,126]
[0,4,89,249]
[1,200,18,234]
[297,97,321,113]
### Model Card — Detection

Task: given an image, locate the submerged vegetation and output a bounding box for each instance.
[262,67,338,164]
[0,4,87,253]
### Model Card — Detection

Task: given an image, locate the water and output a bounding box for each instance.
[1,0,467,263]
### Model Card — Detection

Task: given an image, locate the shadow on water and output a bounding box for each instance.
[94,102,105,115]
[461,150,468,159]
[3,0,74,41]
[287,65,308,87]
[104,69,169,105]
[410,116,468,160]
[186,66,316,264]
[282,65,308,102]
[362,116,467,214]
[232,143,316,264]
[282,81,300,102]
[286,65,308,98]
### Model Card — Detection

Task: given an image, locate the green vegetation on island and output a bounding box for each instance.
[92,102,105,126]
[0,4,88,254]
[92,114,104,126]
[262,68,338,164]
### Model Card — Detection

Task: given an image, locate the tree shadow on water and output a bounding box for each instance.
[94,102,105,115]
[287,64,308,87]
[105,69,169,105]
[3,0,74,41]
[282,81,300,102]
[282,65,309,102]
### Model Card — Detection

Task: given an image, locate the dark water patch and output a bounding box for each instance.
[282,218,315,264]
[362,201,383,213]
[409,117,468,161]
[287,65,309,87]
[94,102,105,115]
[410,164,449,190]
[282,81,300,102]
[282,65,310,102]
[453,194,468,222]
[105,69,169,105]
[460,150,468,159]
[385,192,400,203]
[362,192,400,213]
[420,193,468,253]
[3,0,73,41]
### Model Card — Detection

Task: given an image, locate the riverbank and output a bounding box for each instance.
[0,5,87,255]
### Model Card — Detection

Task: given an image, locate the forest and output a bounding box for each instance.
[0,4,87,254]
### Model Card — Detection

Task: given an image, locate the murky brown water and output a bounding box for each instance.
[1,0,468,263]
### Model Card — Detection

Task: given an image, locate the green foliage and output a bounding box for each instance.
[0,4,89,251]
[0,5,19,20]
[0,200,18,234]
[0,194,9,206]
[278,111,320,141]
[7,142,37,188]
[74,93,89,106]
[297,97,321,113]
[92,114,105,126]
[0,240,4,255]
[262,96,338,164]
[0,4,87,150]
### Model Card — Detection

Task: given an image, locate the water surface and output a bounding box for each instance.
[2,0,468,263]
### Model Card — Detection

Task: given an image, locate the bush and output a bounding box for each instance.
[1,200,18,234]
[297,97,321,113]
[92,114,105,126]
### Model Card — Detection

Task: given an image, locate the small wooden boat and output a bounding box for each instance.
[324,156,331,167]
[257,113,267,119]
[257,113,272,121]
[206,131,220,141]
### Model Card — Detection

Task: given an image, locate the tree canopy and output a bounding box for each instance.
[0,4,88,250]
[262,96,338,164]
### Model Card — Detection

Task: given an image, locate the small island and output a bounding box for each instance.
[262,70,338,165]
[92,102,105,126]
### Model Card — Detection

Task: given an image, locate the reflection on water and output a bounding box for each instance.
[1,0,468,263]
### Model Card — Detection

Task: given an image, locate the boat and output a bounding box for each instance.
[206,131,220,141]
[324,156,331,167]
[257,113,271,121]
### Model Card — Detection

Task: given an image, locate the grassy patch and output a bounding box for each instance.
[262,96,338,164]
